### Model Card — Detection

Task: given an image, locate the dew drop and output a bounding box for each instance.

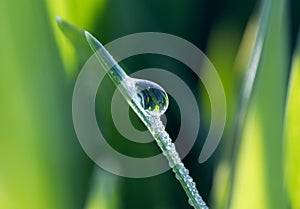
[188,198,194,206]
[134,79,169,116]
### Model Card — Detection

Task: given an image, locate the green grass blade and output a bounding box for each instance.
[210,0,271,207]
[229,0,289,208]
[0,1,91,209]
[284,30,300,209]
[234,0,271,139]
[57,17,209,209]
[84,168,120,209]
[84,29,208,209]
[56,16,93,63]
[46,0,106,77]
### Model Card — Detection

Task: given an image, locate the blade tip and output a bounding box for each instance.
[84,31,92,39]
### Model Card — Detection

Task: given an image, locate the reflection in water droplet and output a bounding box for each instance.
[134,79,169,116]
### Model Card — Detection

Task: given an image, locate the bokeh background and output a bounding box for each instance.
[0,0,299,209]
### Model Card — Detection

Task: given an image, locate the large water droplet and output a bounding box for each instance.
[134,79,169,116]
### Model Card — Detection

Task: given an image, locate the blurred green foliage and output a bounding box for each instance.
[284,30,300,209]
[230,0,288,208]
[0,0,92,208]
[0,0,299,209]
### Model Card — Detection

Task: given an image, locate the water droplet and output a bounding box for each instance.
[134,79,169,116]
[188,198,194,206]
[179,167,189,175]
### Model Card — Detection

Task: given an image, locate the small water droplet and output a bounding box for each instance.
[188,198,194,206]
[134,79,169,116]
[179,167,189,175]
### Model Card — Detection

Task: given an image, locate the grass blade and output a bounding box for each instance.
[229,0,289,208]
[0,1,90,208]
[210,0,271,207]
[56,16,93,62]
[46,0,105,76]
[84,168,120,209]
[284,30,300,209]
[57,17,210,209]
